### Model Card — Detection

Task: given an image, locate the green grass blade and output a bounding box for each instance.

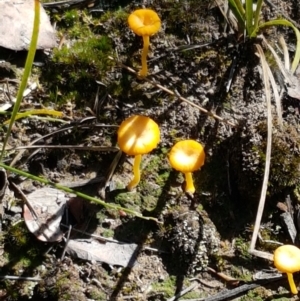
[256,19,300,72]
[0,162,160,223]
[253,0,264,30]
[228,0,246,31]
[0,0,40,160]
[245,0,254,35]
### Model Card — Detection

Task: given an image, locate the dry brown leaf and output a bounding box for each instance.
[23,187,67,242]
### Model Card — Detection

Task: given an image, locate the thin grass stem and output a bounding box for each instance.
[0,162,160,223]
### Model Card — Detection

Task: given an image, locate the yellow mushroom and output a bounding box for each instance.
[274,244,300,294]
[117,115,160,190]
[128,9,161,77]
[168,140,205,194]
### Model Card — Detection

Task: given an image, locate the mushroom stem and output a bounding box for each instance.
[140,35,150,77]
[127,154,142,190]
[287,273,298,294]
[184,172,195,194]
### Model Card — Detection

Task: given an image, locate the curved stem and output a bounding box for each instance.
[287,273,298,294]
[140,35,150,77]
[184,172,195,194]
[127,154,142,190]
[0,162,160,222]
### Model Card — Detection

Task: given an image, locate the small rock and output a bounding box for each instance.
[0,0,57,51]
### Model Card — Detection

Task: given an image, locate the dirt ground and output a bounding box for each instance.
[0,0,300,300]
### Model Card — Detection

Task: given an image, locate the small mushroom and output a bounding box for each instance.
[274,244,300,294]
[168,140,205,194]
[117,115,160,190]
[128,9,161,77]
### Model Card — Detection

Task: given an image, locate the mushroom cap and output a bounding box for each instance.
[274,245,300,274]
[169,140,205,173]
[128,9,161,36]
[117,115,160,156]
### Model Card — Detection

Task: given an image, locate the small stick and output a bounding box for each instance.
[1,162,161,223]
[58,176,104,188]
[61,225,72,261]
[0,275,41,281]
[183,283,260,301]
[10,182,39,221]
[206,266,240,283]
[42,0,97,9]
[167,283,199,301]
[108,56,238,127]
[11,145,119,152]
[60,223,166,253]
[98,150,123,199]
[9,119,118,167]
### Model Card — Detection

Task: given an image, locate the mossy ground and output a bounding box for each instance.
[0,0,300,300]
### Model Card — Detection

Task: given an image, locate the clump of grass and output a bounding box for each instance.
[227,0,300,71]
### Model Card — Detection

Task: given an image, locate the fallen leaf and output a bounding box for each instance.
[23,187,67,242]
[66,239,139,267]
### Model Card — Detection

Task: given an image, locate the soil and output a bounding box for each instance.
[0,0,300,300]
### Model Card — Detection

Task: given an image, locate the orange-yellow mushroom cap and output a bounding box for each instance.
[117,115,160,190]
[117,115,160,156]
[168,140,205,194]
[128,9,161,77]
[274,245,300,294]
[169,140,205,173]
[128,9,161,37]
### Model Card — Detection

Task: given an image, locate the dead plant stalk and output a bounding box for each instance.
[108,56,238,127]
[249,44,273,262]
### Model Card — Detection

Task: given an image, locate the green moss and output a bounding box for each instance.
[115,181,126,190]
[56,272,77,301]
[41,9,114,106]
[0,222,48,299]
[241,292,263,301]
[240,287,270,301]
[8,221,31,247]
[114,191,142,210]
[139,181,162,199]
[152,276,176,298]
[100,7,128,25]
[52,34,112,74]
[141,195,158,211]
[141,151,171,190]
[62,9,80,29]
[231,265,252,282]
[3,282,21,300]
[45,35,113,104]
[86,287,106,300]
[235,237,252,261]
[102,229,114,238]
[4,221,47,273]
[182,291,204,299]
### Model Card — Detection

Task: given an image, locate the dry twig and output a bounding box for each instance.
[167,283,199,301]
[108,56,238,127]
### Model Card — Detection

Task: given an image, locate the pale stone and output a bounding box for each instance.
[0,0,57,50]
